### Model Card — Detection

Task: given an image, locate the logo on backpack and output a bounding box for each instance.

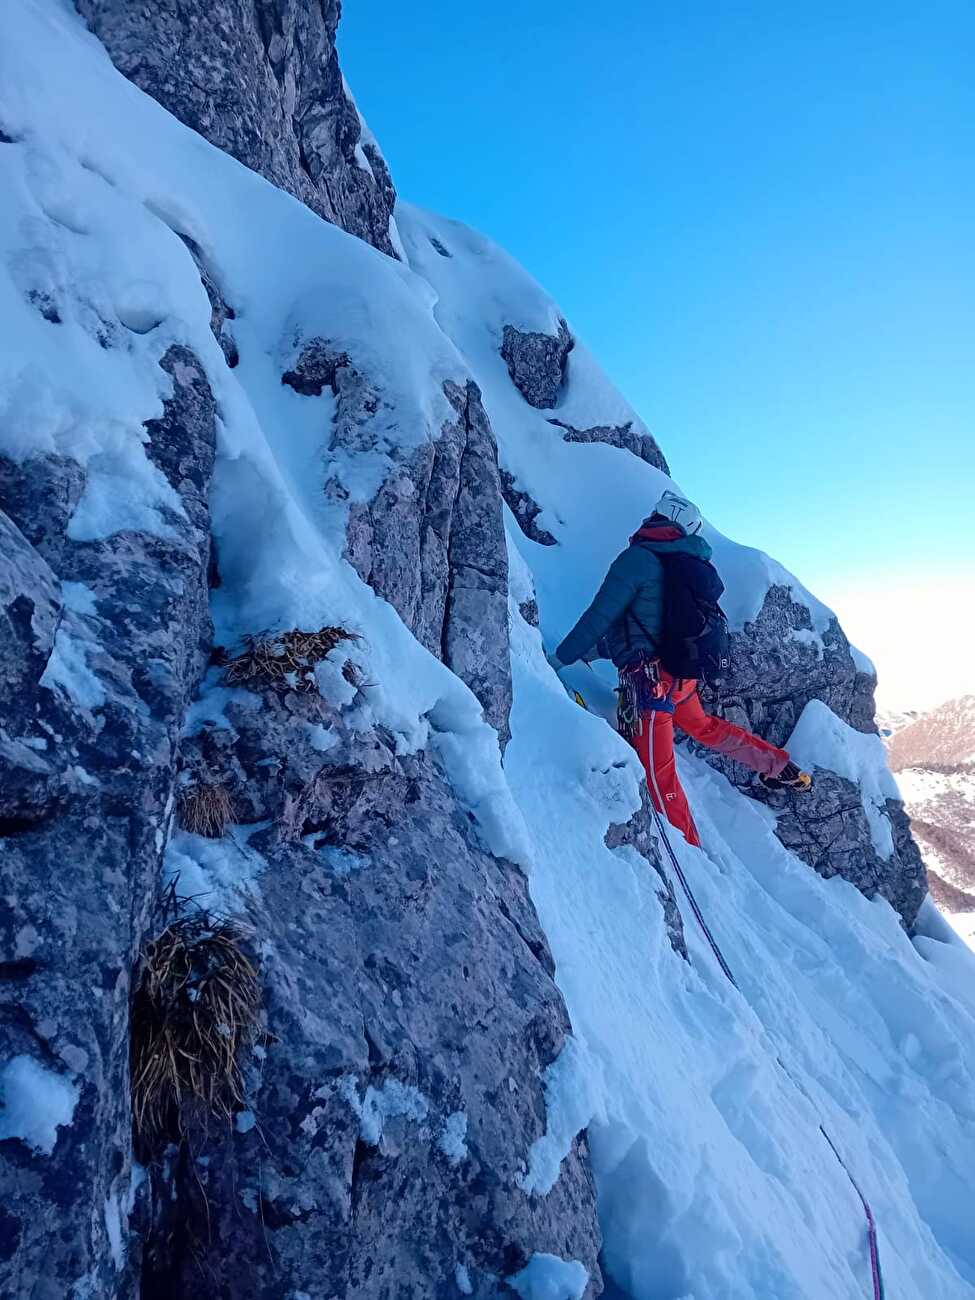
[656,552,731,685]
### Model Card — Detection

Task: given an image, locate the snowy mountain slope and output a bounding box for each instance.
[889,695,975,770]
[885,697,975,947]
[391,210,975,1296]
[0,3,971,1299]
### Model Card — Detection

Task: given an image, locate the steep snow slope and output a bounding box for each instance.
[395,207,975,1297]
[1,4,972,1299]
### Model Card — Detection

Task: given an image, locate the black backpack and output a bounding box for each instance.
[656,552,731,685]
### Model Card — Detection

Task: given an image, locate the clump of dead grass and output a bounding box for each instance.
[223,626,356,693]
[178,782,235,838]
[130,911,261,1156]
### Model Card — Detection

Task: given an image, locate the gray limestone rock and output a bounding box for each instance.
[501,320,574,409]
[152,677,603,1298]
[500,469,558,548]
[74,0,399,257]
[694,584,926,924]
[282,336,513,743]
[0,347,218,1300]
[549,418,671,475]
[178,234,240,368]
[763,773,927,923]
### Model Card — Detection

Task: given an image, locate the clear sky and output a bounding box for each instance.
[340,1,974,710]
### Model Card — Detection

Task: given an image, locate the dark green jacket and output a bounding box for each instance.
[556,532,713,669]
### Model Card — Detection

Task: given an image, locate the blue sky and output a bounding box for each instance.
[340,2,973,706]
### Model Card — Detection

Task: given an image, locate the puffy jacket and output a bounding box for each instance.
[556,529,714,669]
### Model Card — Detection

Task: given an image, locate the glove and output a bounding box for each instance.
[546,651,567,676]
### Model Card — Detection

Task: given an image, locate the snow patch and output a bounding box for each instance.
[40,626,105,710]
[103,1192,124,1269]
[509,1254,589,1300]
[0,1055,79,1155]
[339,1075,429,1146]
[437,1111,469,1165]
[163,826,265,906]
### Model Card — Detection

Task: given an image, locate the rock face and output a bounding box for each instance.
[153,658,601,1298]
[74,0,399,257]
[0,348,217,1299]
[500,469,559,548]
[605,798,687,961]
[283,339,513,743]
[548,418,670,475]
[501,321,574,409]
[2,3,933,1296]
[696,585,927,925]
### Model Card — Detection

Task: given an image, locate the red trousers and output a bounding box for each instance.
[627,672,789,847]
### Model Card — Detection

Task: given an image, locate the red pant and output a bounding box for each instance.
[627,673,789,847]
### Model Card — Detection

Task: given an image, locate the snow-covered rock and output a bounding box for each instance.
[3,5,971,1300]
[74,0,400,256]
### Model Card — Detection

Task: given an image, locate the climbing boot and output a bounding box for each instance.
[760,762,813,793]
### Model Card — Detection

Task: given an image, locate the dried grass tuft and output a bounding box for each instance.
[178,782,235,838]
[130,912,261,1155]
[223,626,356,694]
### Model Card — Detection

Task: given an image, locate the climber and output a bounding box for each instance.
[547,490,811,848]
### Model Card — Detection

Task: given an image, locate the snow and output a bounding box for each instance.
[454,1263,473,1294]
[39,625,106,710]
[0,1055,80,1155]
[509,1254,589,1300]
[850,643,876,677]
[61,581,99,616]
[103,1192,123,1269]
[437,1111,469,1165]
[6,5,975,1298]
[787,699,900,858]
[787,626,824,655]
[163,826,266,905]
[339,1075,429,1145]
[396,202,839,644]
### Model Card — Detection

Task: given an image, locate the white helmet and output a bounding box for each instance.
[652,489,703,536]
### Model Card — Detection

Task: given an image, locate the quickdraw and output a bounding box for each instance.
[617,655,673,741]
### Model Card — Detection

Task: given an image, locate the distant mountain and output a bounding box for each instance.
[888,695,975,769]
[876,707,921,738]
[885,695,975,922]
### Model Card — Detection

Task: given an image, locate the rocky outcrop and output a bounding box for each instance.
[284,338,513,742]
[704,586,877,744]
[548,418,670,475]
[764,779,926,923]
[501,320,574,409]
[606,799,687,961]
[696,585,926,924]
[0,348,217,1299]
[500,469,559,548]
[154,655,602,1298]
[74,0,399,257]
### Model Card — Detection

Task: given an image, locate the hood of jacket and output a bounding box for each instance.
[630,521,713,562]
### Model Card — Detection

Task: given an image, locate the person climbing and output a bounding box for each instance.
[547,489,811,848]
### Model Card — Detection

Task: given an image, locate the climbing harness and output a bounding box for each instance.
[616,655,673,740]
[641,721,885,1300]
